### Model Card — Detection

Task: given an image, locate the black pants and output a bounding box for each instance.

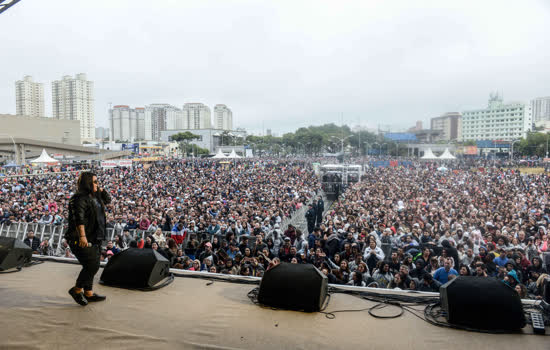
[69,242,101,291]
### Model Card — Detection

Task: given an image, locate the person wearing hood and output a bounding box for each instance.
[526,256,547,283]
[410,258,427,279]
[418,273,441,292]
[380,228,393,261]
[364,240,385,273]
[503,268,520,288]
[325,230,340,258]
[266,225,283,254]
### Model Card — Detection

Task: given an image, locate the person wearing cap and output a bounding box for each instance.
[226,241,240,259]
[493,248,509,267]
[198,242,218,265]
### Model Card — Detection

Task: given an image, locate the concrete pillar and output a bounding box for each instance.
[15,144,26,165]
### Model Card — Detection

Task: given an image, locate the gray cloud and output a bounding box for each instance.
[1,0,549,135]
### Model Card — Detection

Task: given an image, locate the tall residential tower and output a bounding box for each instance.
[52,73,95,141]
[214,104,233,130]
[15,76,45,118]
[183,103,212,129]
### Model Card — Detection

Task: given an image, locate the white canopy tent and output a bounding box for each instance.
[227,149,241,159]
[439,148,457,160]
[420,148,438,160]
[30,149,60,164]
[212,149,227,159]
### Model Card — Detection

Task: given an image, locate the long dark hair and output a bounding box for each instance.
[76,172,96,195]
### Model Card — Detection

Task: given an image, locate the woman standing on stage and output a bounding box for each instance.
[66,172,110,306]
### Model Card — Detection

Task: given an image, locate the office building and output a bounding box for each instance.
[213,104,233,130]
[462,94,532,141]
[430,112,462,141]
[15,76,45,118]
[52,73,95,142]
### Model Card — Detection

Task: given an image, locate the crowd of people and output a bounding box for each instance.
[313,165,549,299]
[2,158,550,300]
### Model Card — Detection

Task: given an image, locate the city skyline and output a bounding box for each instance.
[1,1,550,134]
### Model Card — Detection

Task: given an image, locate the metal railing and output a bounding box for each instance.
[0,190,321,252]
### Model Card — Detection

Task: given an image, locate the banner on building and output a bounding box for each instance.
[100,160,133,168]
[463,146,478,155]
[121,143,139,154]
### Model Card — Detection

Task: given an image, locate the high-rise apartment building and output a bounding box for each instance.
[531,97,550,123]
[183,103,212,129]
[95,127,109,139]
[135,107,145,140]
[15,76,45,118]
[213,104,233,130]
[144,104,181,141]
[462,94,532,141]
[52,73,95,141]
[165,105,185,130]
[109,105,147,141]
[430,112,462,141]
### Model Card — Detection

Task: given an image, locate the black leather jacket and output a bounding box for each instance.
[66,190,111,243]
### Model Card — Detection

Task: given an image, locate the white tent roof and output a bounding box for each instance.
[439,148,457,160]
[227,149,241,158]
[420,148,438,160]
[30,149,59,164]
[212,149,227,159]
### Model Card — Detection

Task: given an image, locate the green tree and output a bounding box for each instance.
[170,132,200,157]
[517,132,549,157]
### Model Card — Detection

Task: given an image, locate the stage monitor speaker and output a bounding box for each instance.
[258,263,328,312]
[440,276,525,331]
[0,237,32,271]
[100,248,171,289]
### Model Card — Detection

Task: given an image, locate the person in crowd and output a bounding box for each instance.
[305,204,316,234]
[23,230,40,253]
[433,258,458,284]
[39,239,55,256]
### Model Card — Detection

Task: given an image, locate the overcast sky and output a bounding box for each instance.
[1,0,549,135]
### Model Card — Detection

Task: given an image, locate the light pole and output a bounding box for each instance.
[0,133,18,165]
[331,135,352,163]
[371,142,382,158]
[296,141,306,157]
[546,133,549,158]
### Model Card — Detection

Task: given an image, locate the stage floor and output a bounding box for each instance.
[0,262,546,350]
